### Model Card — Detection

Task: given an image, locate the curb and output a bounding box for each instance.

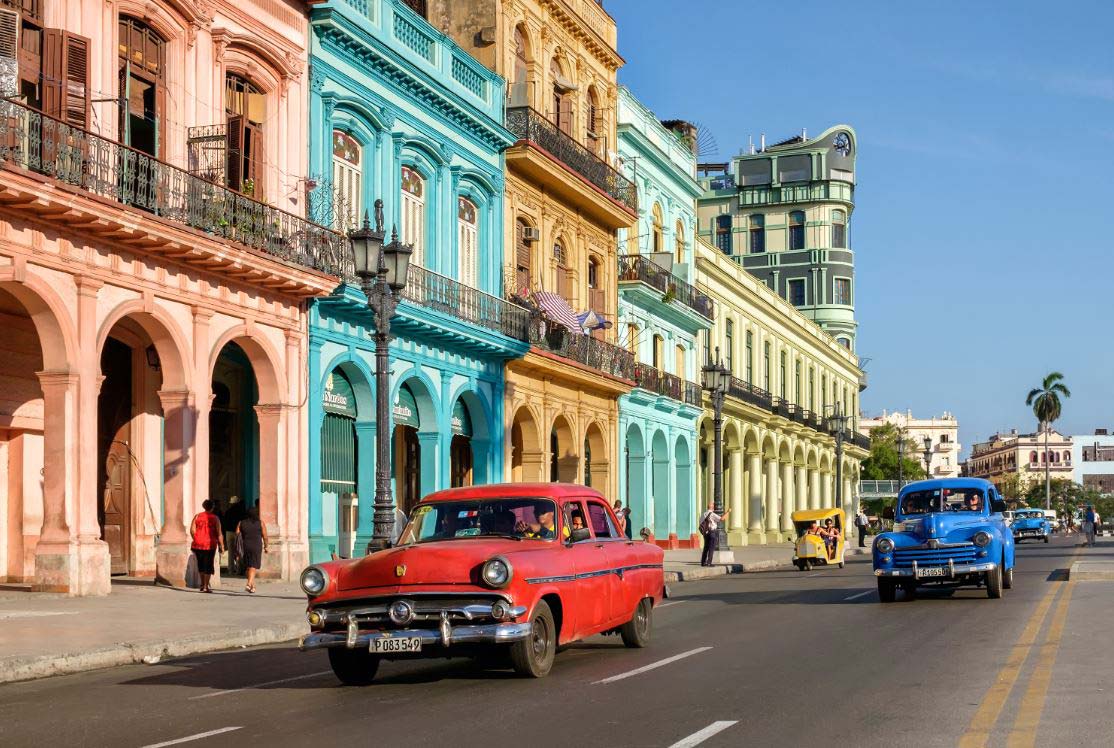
[1069,561,1114,581]
[0,620,306,685]
[664,547,871,583]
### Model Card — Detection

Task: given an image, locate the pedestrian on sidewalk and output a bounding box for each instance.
[1083,505,1097,547]
[236,506,268,593]
[190,499,224,593]
[612,499,630,538]
[854,505,869,548]
[698,502,729,567]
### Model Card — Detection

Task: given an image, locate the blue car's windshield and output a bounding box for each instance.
[900,488,985,516]
[1015,511,1044,520]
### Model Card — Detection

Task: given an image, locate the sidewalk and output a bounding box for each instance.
[0,541,870,685]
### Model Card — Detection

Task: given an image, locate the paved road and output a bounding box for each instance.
[1,535,1109,748]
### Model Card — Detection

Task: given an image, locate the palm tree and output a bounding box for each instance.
[1026,372,1071,510]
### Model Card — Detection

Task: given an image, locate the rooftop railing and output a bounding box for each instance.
[505,106,637,213]
[529,318,634,380]
[617,254,714,320]
[0,100,350,277]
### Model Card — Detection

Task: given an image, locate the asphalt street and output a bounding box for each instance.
[0,535,1108,748]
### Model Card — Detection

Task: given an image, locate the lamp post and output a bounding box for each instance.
[701,347,731,560]
[351,200,413,553]
[897,432,905,488]
[826,402,850,514]
[923,435,933,480]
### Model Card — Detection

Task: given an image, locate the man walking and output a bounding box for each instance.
[854,505,869,548]
[698,502,729,567]
[1084,504,1097,547]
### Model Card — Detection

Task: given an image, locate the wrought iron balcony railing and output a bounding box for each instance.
[0,100,349,277]
[728,377,773,411]
[849,430,871,451]
[529,318,634,380]
[617,254,715,320]
[505,106,637,213]
[400,265,531,342]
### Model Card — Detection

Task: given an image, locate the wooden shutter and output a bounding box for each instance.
[117,62,129,143]
[43,29,90,128]
[225,115,243,190]
[558,96,572,135]
[0,9,17,98]
[243,120,262,195]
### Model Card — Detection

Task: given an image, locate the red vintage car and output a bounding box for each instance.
[299,483,665,684]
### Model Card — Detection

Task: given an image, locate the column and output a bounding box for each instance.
[843,474,854,523]
[823,471,833,508]
[795,465,808,524]
[255,404,287,579]
[190,309,212,525]
[74,278,110,595]
[809,468,821,510]
[747,452,763,535]
[155,389,193,587]
[764,457,779,536]
[353,422,376,555]
[32,372,79,593]
[284,331,308,573]
[729,449,744,532]
[781,461,795,534]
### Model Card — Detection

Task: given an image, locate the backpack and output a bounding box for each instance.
[699,511,713,534]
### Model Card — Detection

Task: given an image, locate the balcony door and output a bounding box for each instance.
[117,17,165,158]
[225,73,265,195]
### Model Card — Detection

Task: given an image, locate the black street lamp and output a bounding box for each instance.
[701,347,731,557]
[923,435,933,479]
[826,403,850,513]
[351,199,413,553]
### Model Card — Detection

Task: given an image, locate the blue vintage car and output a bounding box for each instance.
[873,478,1015,602]
[1011,508,1051,543]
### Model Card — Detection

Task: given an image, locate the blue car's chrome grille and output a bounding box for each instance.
[893,547,979,568]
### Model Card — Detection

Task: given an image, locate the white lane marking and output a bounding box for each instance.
[141,727,242,748]
[657,600,688,609]
[593,647,713,685]
[805,573,821,578]
[188,671,332,700]
[0,611,77,620]
[843,590,874,601]
[668,721,738,748]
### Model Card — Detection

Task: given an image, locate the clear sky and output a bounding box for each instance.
[608,0,1111,457]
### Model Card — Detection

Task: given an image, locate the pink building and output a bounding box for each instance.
[0,0,342,595]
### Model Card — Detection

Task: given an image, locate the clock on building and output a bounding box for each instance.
[833,133,851,157]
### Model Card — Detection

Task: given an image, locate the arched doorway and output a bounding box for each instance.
[393,382,422,513]
[651,430,670,539]
[584,421,607,490]
[625,424,646,532]
[321,368,358,557]
[510,405,542,482]
[210,341,260,555]
[675,437,694,539]
[450,397,474,487]
[549,414,576,483]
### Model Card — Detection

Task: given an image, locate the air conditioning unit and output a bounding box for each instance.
[522,226,541,243]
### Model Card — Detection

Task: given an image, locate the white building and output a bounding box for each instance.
[1071,429,1114,494]
[859,410,961,478]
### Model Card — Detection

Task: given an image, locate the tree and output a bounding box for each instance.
[860,423,928,482]
[997,472,1028,504]
[1025,372,1071,510]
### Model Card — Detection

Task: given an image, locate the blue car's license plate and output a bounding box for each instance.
[916,566,947,578]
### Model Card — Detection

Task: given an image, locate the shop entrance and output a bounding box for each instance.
[450,398,474,488]
[210,342,259,565]
[392,383,422,513]
[321,368,358,558]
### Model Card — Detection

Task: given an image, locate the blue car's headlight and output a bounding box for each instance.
[875,537,894,554]
[973,531,992,547]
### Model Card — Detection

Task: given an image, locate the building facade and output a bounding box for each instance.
[858,410,961,478]
[1071,430,1114,494]
[438,0,638,502]
[695,236,868,545]
[967,429,1074,494]
[304,0,528,562]
[614,87,711,547]
[0,0,343,594]
[696,126,858,350]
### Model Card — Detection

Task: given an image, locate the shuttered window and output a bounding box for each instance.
[0,9,17,97]
[401,166,425,268]
[226,74,265,194]
[42,28,89,128]
[458,197,478,288]
[331,130,362,231]
[514,218,532,295]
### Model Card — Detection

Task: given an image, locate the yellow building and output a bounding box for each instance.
[438,0,637,500]
[695,236,869,544]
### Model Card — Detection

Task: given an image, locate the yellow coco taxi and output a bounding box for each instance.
[792,508,846,571]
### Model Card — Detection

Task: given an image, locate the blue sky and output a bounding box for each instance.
[609,0,1111,456]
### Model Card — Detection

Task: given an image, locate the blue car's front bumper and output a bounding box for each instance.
[875,560,997,578]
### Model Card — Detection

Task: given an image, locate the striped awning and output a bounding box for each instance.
[534,291,584,334]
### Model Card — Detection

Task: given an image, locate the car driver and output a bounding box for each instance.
[517,505,562,539]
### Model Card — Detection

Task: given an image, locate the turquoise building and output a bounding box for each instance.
[616,87,714,547]
[305,0,525,562]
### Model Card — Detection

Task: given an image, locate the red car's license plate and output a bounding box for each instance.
[371,637,421,653]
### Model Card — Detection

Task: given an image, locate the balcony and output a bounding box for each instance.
[505,107,637,228]
[399,265,531,341]
[718,376,870,450]
[728,377,773,411]
[739,180,854,208]
[0,100,348,284]
[632,363,702,406]
[617,254,715,322]
[529,318,634,380]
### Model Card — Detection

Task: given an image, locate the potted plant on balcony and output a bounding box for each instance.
[661,283,677,305]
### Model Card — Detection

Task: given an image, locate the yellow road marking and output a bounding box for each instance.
[1004,580,1077,748]
[957,584,1061,748]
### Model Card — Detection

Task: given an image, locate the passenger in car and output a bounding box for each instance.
[570,513,585,531]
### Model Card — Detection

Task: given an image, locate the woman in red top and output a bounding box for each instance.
[190,499,224,593]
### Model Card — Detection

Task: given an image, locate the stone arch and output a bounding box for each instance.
[624,422,647,532]
[97,300,191,391]
[0,274,76,371]
[208,325,284,405]
[651,429,670,539]
[674,435,694,539]
[549,413,577,483]
[449,387,493,487]
[583,419,608,491]
[510,403,543,482]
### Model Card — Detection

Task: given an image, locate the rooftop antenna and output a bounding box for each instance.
[760,133,766,152]
[748,135,755,155]
[802,127,807,140]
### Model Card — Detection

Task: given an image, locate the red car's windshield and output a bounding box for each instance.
[398,498,561,544]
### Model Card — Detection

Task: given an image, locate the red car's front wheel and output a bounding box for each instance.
[510,600,556,678]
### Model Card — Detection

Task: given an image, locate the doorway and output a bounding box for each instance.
[392,383,422,513]
[97,337,133,575]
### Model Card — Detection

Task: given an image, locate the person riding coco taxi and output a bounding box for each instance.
[819,518,841,560]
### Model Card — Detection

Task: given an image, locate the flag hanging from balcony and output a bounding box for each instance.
[534,290,584,334]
